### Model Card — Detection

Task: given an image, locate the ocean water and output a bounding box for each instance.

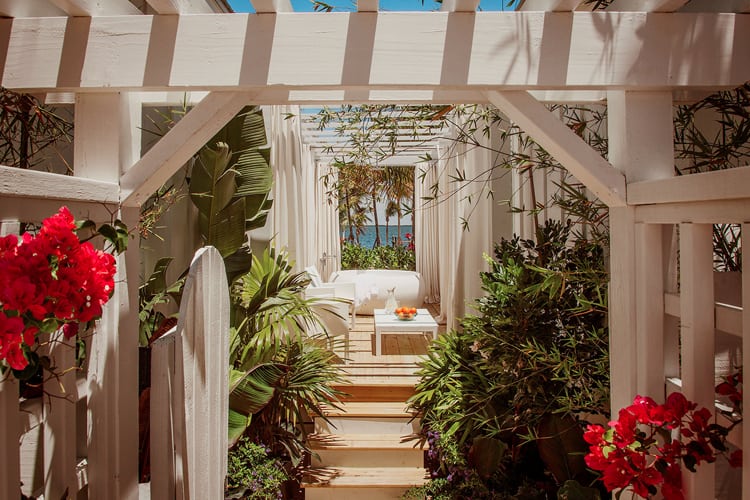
[342,225,414,249]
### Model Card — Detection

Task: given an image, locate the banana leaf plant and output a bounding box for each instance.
[189,106,273,283]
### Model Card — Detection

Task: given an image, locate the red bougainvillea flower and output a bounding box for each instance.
[585,392,742,499]
[0,207,118,371]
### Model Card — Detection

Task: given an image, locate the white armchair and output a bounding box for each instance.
[304,266,356,329]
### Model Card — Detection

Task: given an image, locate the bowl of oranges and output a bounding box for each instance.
[395,306,418,320]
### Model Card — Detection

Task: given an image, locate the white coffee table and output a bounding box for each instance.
[373,308,438,356]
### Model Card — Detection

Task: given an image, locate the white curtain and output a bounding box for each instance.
[312,162,341,281]
[415,160,441,304]
[434,138,494,329]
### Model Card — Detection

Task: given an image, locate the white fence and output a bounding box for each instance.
[0,246,229,499]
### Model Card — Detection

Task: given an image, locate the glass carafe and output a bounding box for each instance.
[384,287,398,314]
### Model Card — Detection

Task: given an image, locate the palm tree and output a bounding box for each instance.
[384,166,414,245]
[384,200,400,245]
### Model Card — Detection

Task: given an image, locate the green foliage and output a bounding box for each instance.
[408,220,609,497]
[138,257,183,346]
[228,248,346,464]
[341,242,415,270]
[226,437,289,499]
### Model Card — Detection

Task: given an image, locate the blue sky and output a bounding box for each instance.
[227,0,519,13]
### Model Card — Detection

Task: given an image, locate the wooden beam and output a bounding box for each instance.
[357,0,378,12]
[517,0,583,11]
[1,13,748,93]
[679,223,715,498]
[440,0,479,11]
[635,223,665,400]
[144,0,218,14]
[485,90,626,207]
[679,0,750,12]
[250,0,293,12]
[606,0,688,11]
[121,91,254,207]
[0,0,66,17]
[635,199,750,224]
[629,165,750,205]
[0,165,119,204]
[48,0,141,15]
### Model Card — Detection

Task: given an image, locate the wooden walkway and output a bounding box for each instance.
[332,303,444,400]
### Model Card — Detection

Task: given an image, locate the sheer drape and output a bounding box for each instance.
[435,138,494,329]
[415,160,441,304]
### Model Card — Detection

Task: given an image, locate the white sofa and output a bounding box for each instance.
[329,269,425,315]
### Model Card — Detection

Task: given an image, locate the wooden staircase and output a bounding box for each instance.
[303,401,427,499]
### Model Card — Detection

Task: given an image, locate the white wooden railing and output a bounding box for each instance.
[0,246,229,499]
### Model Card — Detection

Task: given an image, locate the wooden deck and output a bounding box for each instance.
[332,303,444,399]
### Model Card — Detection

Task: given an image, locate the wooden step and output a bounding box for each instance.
[320,401,415,418]
[301,466,428,488]
[334,384,416,402]
[309,433,424,450]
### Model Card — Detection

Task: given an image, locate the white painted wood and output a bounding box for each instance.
[635,199,750,224]
[607,0,688,11]
[440,0,479,11]
[517,0,583,11]
[145,0,218,14]
[87,207,140,500]
[743,223,750,500]
[0,198,117,226]
[628,165,750,205]
[75,93,141,183]
[608,208,638,413]
[48,0,140,15]
[0,165,119,204]
[43,330,77,500]
[0,373,20,500]
[635,223,665,400]
[120,91,253,207]
[150,327,177,500]
[0,0,66,16]
[250,0,293,12]
[357,0,378,12]
[485,90,626,207]
[679,223,715,499]
[679,0,750,12]
[1,13,748,92]
[173,247,229,500]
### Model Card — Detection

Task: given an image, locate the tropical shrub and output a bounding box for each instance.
[228,248,346,465]
[226,437,290,499]
[341,241,415,270]
[408,220,609,497]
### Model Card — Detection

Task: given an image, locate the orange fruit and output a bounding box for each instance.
[410,307,417,314]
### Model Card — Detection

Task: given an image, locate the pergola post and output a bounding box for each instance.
[607,91,674,413]
[76,93,141,500]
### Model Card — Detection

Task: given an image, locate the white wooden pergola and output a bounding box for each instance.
[0,0,749,498]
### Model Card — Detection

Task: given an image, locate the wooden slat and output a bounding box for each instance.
[48,0,140,15]
[121,91,253,207]
[1,13,748,93]
[0,367,20,500]
[250,0,293,12]
[150,328,177,500]
[486,90,626,207]
[635,199,750,224]
[43,331,77,499]
[0,0,66,16]
[517,0,583,11]
[679,0,750,12]
[86,207,140,500]
[635,223,665,400]
[309,433,425,450]
[628,165,750,205]
[679,223,715,499]
[173,247,229,499]
[743,223,750,500]
[145,0,219,14]
[320,402,413,417]
[0,165,119,205]
[606,0,688,11]
[357,0,378,12]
